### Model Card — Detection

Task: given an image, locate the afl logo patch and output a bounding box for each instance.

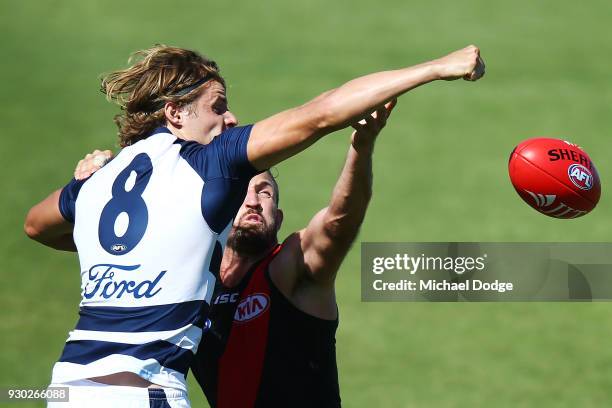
[110,244,128,253]
[234,293,270,323]
[567,164,593,190]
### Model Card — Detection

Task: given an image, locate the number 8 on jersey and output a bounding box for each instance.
[98,153,152,255]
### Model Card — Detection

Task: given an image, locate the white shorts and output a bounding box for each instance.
[47,379,191,408]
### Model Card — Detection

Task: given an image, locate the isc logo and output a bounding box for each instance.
[567,164,593,190]
[234,293,269,323]
[214,292,239,304]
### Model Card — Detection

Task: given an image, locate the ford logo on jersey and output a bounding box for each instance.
[83,263,166,300]
[234,293,270,323]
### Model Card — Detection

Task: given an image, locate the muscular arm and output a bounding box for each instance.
[271,103,394,319]
[24,189,76,251]
[248,46,484,170]
[299,103,394,285]
[270,101,395,319]
[297,137,375,284]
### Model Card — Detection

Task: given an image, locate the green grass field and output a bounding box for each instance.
[2,0,612,406]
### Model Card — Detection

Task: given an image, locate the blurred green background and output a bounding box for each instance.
[1,0,611,407]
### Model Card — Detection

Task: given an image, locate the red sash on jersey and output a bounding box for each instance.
[216,244,283,408]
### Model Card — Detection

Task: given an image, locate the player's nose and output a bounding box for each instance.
[244,190,260,207]
[224,110,238,128]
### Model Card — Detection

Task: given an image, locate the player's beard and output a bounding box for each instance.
[226,213,277,258]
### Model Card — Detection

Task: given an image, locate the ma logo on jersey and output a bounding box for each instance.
[234,293,270,323]
[567,164,593,190]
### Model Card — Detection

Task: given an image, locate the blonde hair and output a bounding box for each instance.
[101,45,225,147]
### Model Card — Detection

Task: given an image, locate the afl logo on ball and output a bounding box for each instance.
[234,293,270,323]
[567,164,593,190]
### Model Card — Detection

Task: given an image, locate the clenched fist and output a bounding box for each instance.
[433,45,485,81]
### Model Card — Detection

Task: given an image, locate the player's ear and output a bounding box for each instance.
[275,209,283,230]
[164,102,183,127]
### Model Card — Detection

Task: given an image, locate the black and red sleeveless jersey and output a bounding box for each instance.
[191,244,341,408]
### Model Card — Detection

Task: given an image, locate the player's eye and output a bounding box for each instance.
[212,102,228,115]
[258,191,272,199]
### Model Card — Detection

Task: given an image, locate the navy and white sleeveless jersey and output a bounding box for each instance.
[51,126,258,391]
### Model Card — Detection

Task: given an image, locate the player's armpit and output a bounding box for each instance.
[268,232,307,295]
[300,208,358,286]
[269,230,339,320]
[272,208,355,295]
[24,189,76,252]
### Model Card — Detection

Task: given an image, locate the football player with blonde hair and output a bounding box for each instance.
[25,45,484,407]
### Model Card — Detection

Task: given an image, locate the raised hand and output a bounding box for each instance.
[350,99,397,151]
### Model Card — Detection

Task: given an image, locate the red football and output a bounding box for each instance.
[508,138,601,219]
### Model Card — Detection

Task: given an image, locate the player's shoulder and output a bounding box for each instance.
[107,127,177,163]
[175,125,255,180]
[173,125,254,153]
[274,231,308,265]
[268,233,304,287]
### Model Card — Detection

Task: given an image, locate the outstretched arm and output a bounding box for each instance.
[247,46,484,170]
[273,100,396,304]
